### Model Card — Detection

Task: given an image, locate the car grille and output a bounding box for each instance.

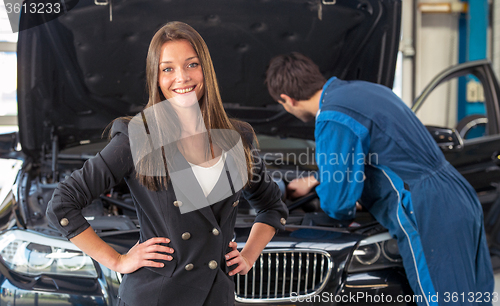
[234,249,333,303]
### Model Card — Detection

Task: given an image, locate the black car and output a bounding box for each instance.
[0,0,498,305]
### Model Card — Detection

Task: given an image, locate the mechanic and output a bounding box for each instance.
[265,52,494,306]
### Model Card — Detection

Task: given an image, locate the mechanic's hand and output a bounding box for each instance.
[287,175,319,199]
[226,241,252,276]
[115,237,174,274]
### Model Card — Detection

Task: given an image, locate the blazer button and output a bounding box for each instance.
[232,200,239,207]
[208,260,217,270]
[182,232,191,240]
[60,218,69,227]
[280,218,286,225]
[212,228,220,236]
[185,263,194,271]
[173,200,183,207]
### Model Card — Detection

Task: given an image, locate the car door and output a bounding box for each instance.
[412,60,500,250]
[413,60,500,194]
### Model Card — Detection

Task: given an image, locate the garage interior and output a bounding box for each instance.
[0,0,500,304]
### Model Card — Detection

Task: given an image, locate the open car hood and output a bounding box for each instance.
[17,0,401,159]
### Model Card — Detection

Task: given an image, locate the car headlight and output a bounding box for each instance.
[0,229,97,278]
[347,232,402,273]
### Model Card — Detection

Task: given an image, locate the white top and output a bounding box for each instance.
[187,151,227,197]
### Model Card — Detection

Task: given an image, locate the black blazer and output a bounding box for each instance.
[46,119,288,306]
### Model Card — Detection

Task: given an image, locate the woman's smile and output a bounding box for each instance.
[173,85,196,94]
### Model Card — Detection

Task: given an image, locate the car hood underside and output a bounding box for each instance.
[17,0,401,159]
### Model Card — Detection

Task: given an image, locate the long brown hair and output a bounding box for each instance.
[116,21,256,191]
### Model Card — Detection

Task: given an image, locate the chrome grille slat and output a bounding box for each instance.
[244,271,248,298]
[237,274,240,295]
[252,260,256,297]
[290,253,295,292]
[267,254,271,298]
[305,253,309,294]
[297,253,302,294]
[259,255,263,298]
[320,256,325,283]
[235,249,333,303]
[274,252,279,296]
[282,253,287,297]
[312,253,317,290]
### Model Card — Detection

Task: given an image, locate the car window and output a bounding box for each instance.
[415,73,488,140]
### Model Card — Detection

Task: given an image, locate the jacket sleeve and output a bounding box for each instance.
[46,120,134,239]
[314,111,370,220]
[241,134,289,232]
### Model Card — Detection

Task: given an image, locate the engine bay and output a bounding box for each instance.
[19,141,381,237]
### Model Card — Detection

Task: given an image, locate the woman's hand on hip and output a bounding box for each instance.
[115,237,174,274]
[226,241,252,276]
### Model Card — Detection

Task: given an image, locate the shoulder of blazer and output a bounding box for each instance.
[109,117,132,138]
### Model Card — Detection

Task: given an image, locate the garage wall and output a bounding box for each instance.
[400,0,416,107]
[414,1,460,128]
[494,0,500,79]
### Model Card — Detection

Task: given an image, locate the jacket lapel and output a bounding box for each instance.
[168,147,219,226]
[209,154,243,227]
[167,144,243,227]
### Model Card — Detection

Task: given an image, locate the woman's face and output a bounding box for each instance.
[158,39,205,106]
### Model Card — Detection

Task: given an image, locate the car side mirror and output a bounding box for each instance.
[0,132,20,159]
[425,126,463,152]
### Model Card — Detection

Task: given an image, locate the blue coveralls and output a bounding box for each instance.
[315,77,494,305]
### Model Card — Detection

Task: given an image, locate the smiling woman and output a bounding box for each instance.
[45,21,288,306]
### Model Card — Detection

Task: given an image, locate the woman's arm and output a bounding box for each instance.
[226,124,289,275]
[70,227,173,274]
[47,120,174,273]
[46,121,133,239]
[225,222,275,276]
[225,138,289,275]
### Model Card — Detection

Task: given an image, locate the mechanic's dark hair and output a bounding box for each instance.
[265,52,326,102]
